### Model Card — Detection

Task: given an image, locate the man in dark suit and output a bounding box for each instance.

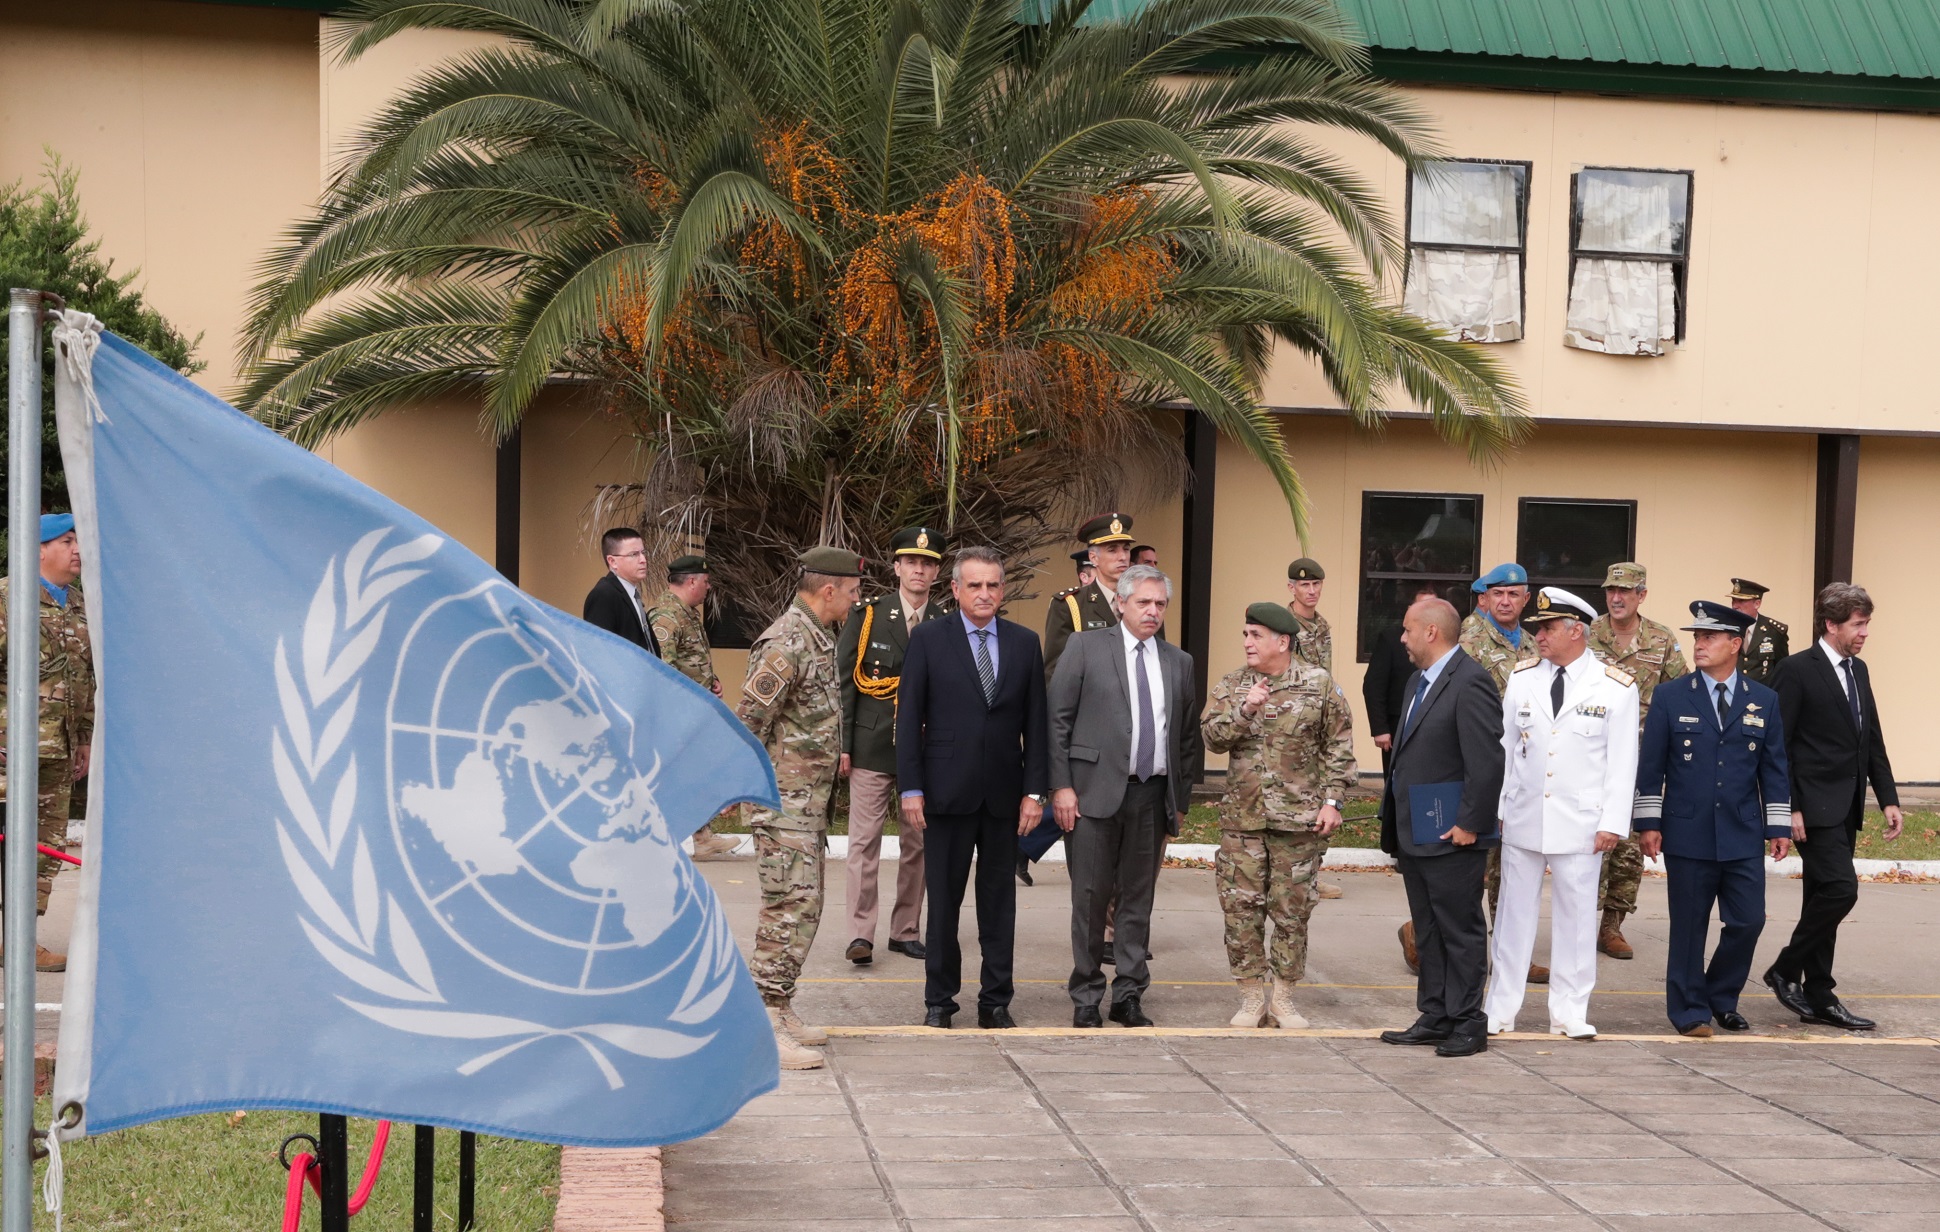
[1635,602,1792,1037]
[1377,596,1504,1057]
[1048,565,1200,1029]
[1766,583,1902,1031]
[1365,580,1443,776]
[580,526,662,658]
[896,546,1049,1029]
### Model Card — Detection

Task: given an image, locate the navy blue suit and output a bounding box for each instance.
[1634,672,1791,1030]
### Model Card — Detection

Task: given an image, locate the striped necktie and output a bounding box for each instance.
[974,628,997,706]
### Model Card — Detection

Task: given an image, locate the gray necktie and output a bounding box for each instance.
[1134,641,1156,781]
[974,629,996,707]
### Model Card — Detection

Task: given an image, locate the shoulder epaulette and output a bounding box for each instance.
[1766,617,1789,632]
[1513,657,1542,673]
[1053,586,1079,600]
[853,598,868,609]
[1605,664,1635,686]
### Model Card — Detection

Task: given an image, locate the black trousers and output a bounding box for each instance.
[1068,777,1168,1009]
[924,807,1018,1015]
[1775,803,1862,1008]
[1397,845,1489,1035]
[1664,854,1765,1029]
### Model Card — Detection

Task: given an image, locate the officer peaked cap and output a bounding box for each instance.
[1522,586,1596,625]
[1728,577,1770,600]
[890,526,944,560]
[1076,513,1134,545]
[1684,600,1754,635]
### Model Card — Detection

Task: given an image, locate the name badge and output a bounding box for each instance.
[1677,715,1700,724]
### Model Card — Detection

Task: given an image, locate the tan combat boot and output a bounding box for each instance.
[1597,909,1634,960]
[1316,880,1344,900]
[35,946,66,973]
[767,1006,825,1070]
[1397,921,1420,975]
[1266,977,1309,1030]
[691,830,740,860]
[775,999,827,1046]
[1229,979,1268,1028]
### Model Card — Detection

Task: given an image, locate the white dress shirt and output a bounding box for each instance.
[1122,623,1168,776]
[1819,637,1862,724]
[614,571,647,632]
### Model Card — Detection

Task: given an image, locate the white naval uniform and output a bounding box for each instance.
[1485,650,1640,1033]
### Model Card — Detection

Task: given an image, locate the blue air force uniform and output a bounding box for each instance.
[1633,603,1792,1033]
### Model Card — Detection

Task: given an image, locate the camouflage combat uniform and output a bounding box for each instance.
[1290,611,1332,673]
[1201,663,1357,984]
[1588,614,1688,915]
[1461,611,1535,907]
[646,588,719,694]
[0,580,93,913]
[1737,614,1789,686]
[736,597,842,1005]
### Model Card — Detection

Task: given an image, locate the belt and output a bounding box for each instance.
[1128,773,1170,784]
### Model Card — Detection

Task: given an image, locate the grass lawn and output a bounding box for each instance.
[3,1101,558,1231]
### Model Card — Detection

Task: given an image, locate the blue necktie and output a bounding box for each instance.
[1400,673,1429,743]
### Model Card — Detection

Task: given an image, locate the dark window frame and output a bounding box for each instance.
[1514,497,1639,615]
[1357,489,1486,662]
[1567,165,1696,344]
[1403,157,1533,341]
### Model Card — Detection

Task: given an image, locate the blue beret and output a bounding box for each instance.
[1477,562,1528,589]
[1683,600,1754,635]
[1469,578,1487,595]
[39,513,75,543]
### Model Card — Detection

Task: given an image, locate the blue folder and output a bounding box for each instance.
[1018,821,1065,864]
[1409,782,1465,847]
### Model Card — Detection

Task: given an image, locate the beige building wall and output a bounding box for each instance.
[1850,439,1940,778]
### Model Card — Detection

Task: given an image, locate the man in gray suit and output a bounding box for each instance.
[1048,565,1201,1028]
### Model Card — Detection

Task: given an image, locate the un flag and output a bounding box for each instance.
[49,319,781,1146]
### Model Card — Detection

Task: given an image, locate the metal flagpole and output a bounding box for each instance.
[6,288,48,1231]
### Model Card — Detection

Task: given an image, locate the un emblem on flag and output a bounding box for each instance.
[273,530,738,1086]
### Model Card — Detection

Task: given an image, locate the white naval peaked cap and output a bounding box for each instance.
[1524,586,1597,625]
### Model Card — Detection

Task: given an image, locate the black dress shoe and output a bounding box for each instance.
[1073,1005,1103,1028]
[978,1007,1017,1030]
[1763,966,1813,1018]
[1802,1000,1876,1031]
[1380,1023,1452,1047]
[846,937,874,965]
[1435,1032,1487,1057]
[1714,1010,1751,1032]
[887,938,927,960]
[1016,863,1034,887]
[923,1008,953,1029]
[1108,996,1154,1028]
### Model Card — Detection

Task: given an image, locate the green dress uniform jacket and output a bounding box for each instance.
[836,590,954,776]
[1737,614,1789,686]
[1043,578,1118,680]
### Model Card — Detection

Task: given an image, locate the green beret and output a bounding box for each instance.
[1287,557,1325,581]
[668,554,708,576]
[798,546,865,577]
[890,526,944,559]
[1244,602,1299,636]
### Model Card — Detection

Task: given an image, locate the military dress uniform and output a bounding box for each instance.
[1730,579,1789,686]
[1586,563,1688,945]
[1634,602,1792,1036]
[1202,604,1357,1026]
[836,527,954,961]
[736,552,860,1030]
[1044,513,1135,678]
[0,570,92,924]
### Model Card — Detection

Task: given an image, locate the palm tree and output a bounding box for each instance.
[239,0,1524,614]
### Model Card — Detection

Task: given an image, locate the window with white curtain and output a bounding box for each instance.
[1565,168,1692,356]
[1402,160,1529,343]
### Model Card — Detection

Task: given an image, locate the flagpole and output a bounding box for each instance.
[5,288,47,1231]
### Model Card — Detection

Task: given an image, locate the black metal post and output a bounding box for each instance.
[1814,432,1860,595]
[318,1114,350,1232]
[413,1124,435,1232]
[495,426,523,584]
[1180,408,1219,709]
[458,1130,478,1229]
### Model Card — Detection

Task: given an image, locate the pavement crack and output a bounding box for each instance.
[827,1042,916,1232]
[993,1039,1160,1232]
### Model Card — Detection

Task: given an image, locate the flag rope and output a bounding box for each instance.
[280,1121,392,1230]
[0,836,81,866]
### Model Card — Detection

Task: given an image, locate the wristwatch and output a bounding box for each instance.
[1026,793,1048,805]
[1323,798,1339,809]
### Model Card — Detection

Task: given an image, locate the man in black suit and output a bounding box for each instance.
[897,546,1050,1029]
[1365,580,1443,776]
[1377,596,1505,1057]
[1766,583,1902,1031]
[580,526,662,658]
[1048,565,1200,1029]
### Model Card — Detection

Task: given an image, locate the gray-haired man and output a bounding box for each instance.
[1048,565,1201,1028]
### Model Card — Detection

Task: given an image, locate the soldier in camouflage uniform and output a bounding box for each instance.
[1044,513,1135,679]
[646,554,739,860]
[1588,562,1688,959]
[0,516,93,972]
[1285,558,1333,672]
[735,546,864,1070]
[1202,603,1356,1030]
[1729,578,1789,686]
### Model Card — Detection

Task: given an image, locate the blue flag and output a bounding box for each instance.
[50,319,780,1146]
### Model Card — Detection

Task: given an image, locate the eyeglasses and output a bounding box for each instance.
[609,550,649,561]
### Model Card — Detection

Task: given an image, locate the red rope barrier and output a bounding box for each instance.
[0,835,82,866]
[280,1121,391,1228]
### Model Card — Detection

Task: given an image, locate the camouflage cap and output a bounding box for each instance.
[1286,557,1325,581]
[1523,586,1597,625]
[668,553,708,576]
[890,526,944,560]
[1076,512,1135,545]
[1603,561,1647,589]
[1244,602,1300,636]
[1728,577,1770,600]
[798,546,865,577]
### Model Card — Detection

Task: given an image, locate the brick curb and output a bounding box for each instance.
[553,1146,664,1232]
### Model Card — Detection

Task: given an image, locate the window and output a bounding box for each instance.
[1565,167,1692,356]
[1358,492,1484,661]
[1516,498,1637,614]
[1402,159,1530,343]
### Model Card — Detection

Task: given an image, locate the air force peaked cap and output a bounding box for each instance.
[1523,586,1597,625]
[39,513,75,543]
[1244,602,1300,637]
[1477,562,1528,589]
[1684,600,1755,635]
